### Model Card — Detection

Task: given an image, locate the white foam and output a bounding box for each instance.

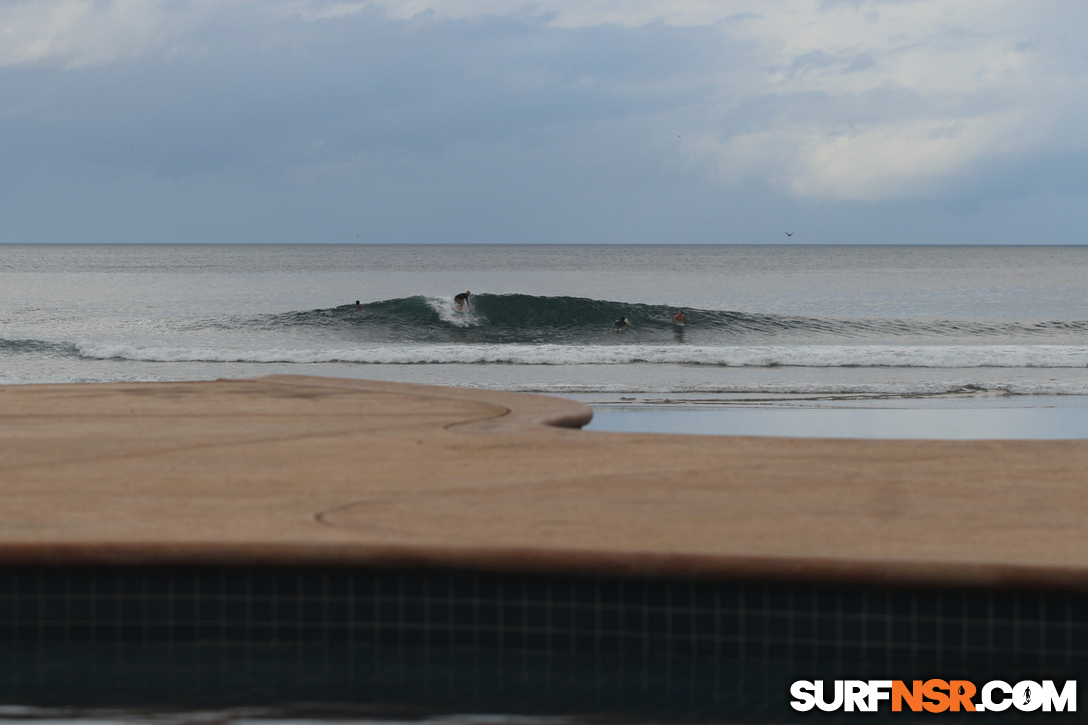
[425,296,480,327]
[74,342,1088,368]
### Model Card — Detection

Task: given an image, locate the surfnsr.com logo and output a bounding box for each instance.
[790,680,1076,713]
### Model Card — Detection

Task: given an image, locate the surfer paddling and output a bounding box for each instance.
[672,310,686,324]
[612,316,629,333]
[454,291,471,311]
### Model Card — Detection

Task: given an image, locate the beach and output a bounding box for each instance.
[3,374,1088,584]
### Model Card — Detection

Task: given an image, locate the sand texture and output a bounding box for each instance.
[2,375,1087,590]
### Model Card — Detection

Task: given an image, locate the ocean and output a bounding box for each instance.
[5,243,1088,438]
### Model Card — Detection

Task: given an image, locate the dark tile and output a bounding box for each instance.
[274,599,299,622]
[402,574,427,599]
[378,601,400,625]
[915,592,937,618]
[117,571,145,596]
[525,577,547,602]
[1069,597,1088,624]
[742,587,763,612]
[301,571,326,598]
[970,592,996,618]
[891,620,913,646]
[574,607,595,632]
[891,592,915,617]
[222,599,246,623]
[840,590,863,615]
[816,616,839,642]
[502,602,524,627]
[573,580,596,606]
[939,593,964,620]
[172,596,196,618]
[916,621,936,646]
[718,586,739,610]
[499,577,525,602]
[672,611,692,637]
[1019,596,1041,623]
[249,570,275,597]
[1044,623,1070,652]
[865,619,887,644]
[672,585,692,609]
[327,571,350,598]
[551,605,571,630]
[693,583,716,610]
[67,571,94,597]
[940,621,963,651]
[120,599,145,621]
[249,600,273,623]
[477,576,499,600]
[195,570,224,596]
[1018,623,1040,650]
[864,590,888,616]
[351,573,376,598]
[993,597,1015,622]
[645,583,668,608]
[377,574,401,598]
[967,623,990,649]
[42,596,67,622]
[792,616,813,641]
[146,624,171,642]
[222,572,247,597]
[600,608,620,633]
[741,613,764,639]
[478,603,498,627]
[426,601,449,626]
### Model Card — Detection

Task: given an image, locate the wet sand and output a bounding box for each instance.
[2,374,1088,591]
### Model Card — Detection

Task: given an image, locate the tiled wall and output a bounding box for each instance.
[1,566,1084,721]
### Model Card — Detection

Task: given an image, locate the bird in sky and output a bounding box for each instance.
[785,232,794,237]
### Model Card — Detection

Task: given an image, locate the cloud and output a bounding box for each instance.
[0,0,1086,245]
[0,0,209,68]
[353,0,1088,201]
[707,112,1031,201]
[681,0,1087,200]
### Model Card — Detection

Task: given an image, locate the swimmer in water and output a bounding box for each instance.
[613,316,629,332]
[354,300,362,310]
[454,291,471,311]
[672,309,686,324]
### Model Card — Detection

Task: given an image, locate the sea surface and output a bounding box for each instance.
[4,243,1088,438]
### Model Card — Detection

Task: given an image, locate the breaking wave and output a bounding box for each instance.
[237,294,1088,344]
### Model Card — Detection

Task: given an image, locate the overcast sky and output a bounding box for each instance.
[1,0,1086,244]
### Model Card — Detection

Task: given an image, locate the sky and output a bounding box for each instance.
[1,0,1086,245]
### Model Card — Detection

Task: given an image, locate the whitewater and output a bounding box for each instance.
[66,342,1088,369]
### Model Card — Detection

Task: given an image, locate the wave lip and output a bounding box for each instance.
[74,342,1088,368]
